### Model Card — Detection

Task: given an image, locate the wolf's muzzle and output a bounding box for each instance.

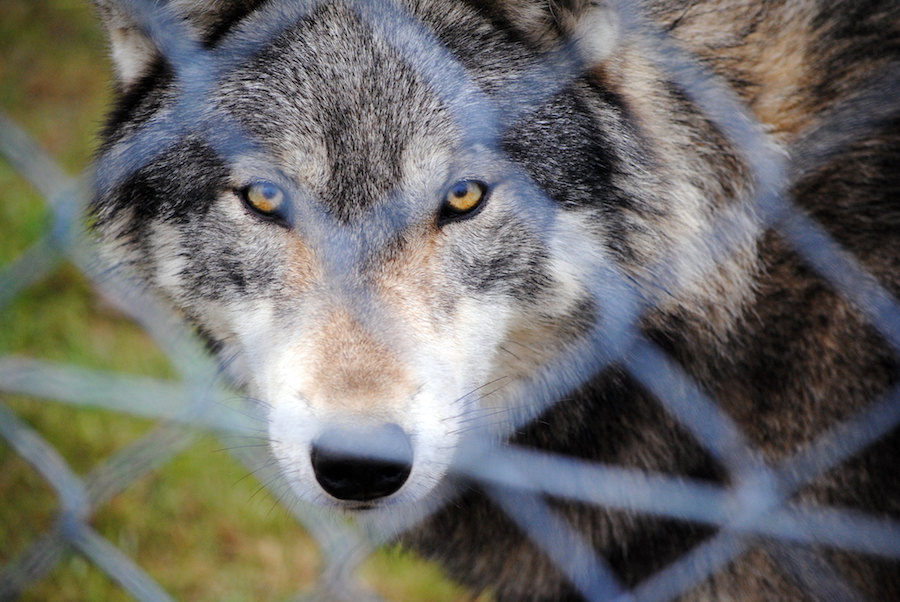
[310,423,414,502]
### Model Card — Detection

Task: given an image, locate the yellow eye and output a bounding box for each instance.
[242,181,285,215]
[443,180,486,215]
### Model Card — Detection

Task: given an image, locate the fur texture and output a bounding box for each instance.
[91,0,899,599]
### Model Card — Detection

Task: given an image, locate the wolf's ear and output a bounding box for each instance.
[92,0,260,89]
[498,0,620,62]
[92,0,161,88]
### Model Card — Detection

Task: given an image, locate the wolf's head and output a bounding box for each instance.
[91,0,757,512]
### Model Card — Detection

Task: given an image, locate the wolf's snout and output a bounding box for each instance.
[310,423,413,502]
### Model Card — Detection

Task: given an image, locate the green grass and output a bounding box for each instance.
[0,2,485,600]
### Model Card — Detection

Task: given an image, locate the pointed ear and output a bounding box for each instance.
[499,0,620,63]
[92,0,162,88]
[92,0,261,89]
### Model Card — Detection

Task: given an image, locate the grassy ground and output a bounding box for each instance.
[0,2,483,600]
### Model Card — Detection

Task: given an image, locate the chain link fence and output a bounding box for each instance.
[2,0,899,600]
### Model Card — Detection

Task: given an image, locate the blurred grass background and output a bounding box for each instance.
[0,2,482,600]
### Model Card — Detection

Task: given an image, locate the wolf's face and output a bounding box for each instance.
[92,0,753,511]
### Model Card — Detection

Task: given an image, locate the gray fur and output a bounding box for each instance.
[91,0,899,599]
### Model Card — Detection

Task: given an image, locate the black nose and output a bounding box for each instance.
[310,423,413,502]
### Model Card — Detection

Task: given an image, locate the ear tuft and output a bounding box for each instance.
[92,0,263,89]
[498,0,621,63]
[564,1,621,64]
[92,0,160,88]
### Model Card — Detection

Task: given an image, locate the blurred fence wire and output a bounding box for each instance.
[2,0,899,600]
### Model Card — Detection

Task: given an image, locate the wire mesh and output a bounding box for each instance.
[1,0,899,600]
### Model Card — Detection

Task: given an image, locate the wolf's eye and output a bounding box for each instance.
[438,180,487,224]
[240,181,286,217]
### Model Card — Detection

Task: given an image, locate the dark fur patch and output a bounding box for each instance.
[98,59,173,151]
[100,137,228,232]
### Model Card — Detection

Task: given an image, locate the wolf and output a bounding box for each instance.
[89,0,899,599]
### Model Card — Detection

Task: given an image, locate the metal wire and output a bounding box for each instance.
[1,0,898,600]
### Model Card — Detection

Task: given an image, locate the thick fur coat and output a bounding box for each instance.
[91,0,899,599]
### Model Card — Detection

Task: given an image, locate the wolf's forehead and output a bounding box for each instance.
[218,5,461,217]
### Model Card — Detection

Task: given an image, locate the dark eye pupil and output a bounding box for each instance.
[260,182,278,200]
[452,182,470,198]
